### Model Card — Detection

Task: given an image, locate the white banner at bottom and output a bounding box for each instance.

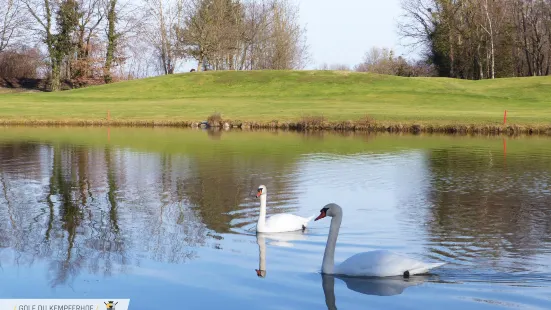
[0,299,130,310]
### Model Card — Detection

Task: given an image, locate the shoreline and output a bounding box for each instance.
[1,118,550,136]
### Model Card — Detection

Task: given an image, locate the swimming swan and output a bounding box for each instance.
[315,203,446,277]
[255,185,315,233]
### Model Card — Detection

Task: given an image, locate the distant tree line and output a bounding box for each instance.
[5,0,550,90]
[319,47,437,77]
[0,0,308,91]
[329,0,551,79]
[353,47,437,76]
[398,0,551,79]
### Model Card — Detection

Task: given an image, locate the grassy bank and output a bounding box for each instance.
[1,70,551,134]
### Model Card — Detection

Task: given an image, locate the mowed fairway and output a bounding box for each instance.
[1,70,550,125]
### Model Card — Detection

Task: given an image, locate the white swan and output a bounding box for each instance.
[315,203,446,277]
[255,185,315,233]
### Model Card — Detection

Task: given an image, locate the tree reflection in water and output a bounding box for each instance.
[0,140,302,287]
[425,147,551,271]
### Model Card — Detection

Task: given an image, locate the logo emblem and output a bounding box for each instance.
[104,301,118,309]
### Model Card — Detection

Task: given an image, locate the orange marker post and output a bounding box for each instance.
[503,110,507,125]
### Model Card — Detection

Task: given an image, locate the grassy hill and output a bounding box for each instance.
[1,70,550,129]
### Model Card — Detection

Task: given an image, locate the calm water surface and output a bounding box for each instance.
[0,127,550,309]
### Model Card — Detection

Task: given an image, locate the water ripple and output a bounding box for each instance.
[0,132,551,309]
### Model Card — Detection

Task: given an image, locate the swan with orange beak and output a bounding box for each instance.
[255,185,315,233]
[314,203,446,278]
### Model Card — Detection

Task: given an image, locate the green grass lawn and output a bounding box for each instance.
[1,70,550,125]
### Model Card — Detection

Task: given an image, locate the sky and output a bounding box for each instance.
[179,0,419,72]
[292,0,415,69]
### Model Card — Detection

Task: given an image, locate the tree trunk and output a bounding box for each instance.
[50,61,61,91]
[196,49,204,71]
[449,33,455,78]
[104,0,117,84]
[37,0,61,91]
[47,35,61,91]
[520,8,533,76]
[482,0,495,79]
[158,0,170,75]
[477,42,483,79]
[490,36,495,79]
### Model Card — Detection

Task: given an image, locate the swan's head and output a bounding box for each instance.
[256,185,267,198]
[255,269,266,278]
[314,203,342,221]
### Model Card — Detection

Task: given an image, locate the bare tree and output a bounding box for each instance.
[22,0,61,90]
[103,0,143,82]
[7,0,312,86]
[481,0,495,79]
[73,0,104,79]
[398,0,551,79]
[355,47,396,74]
[266,0,309,69]
[141,0,186,74]
[0,46,43,78]
[176,0,308,71]
[103,0,118,83]
[176,0,243,71]
[239,0,270,69]
[397,0,436,51]
[0,0,27,52]
[355,46,436,77]
[176,0,215,71]
[513,0,551,77]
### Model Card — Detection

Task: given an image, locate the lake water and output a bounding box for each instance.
[0,127,550,310]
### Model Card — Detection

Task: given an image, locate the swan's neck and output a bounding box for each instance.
[257,195,267,230]
[322,214,341,274]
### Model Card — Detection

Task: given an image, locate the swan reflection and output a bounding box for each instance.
[255,231,309,278]
[321,273,429,309]
[255,233,267,278]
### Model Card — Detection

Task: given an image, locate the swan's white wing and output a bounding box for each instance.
[334,250,445,277]
[263,213,314,232]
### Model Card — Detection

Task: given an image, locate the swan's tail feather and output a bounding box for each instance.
[303,214,316,226]
[409,262,446,275]
[427,262,447,270]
